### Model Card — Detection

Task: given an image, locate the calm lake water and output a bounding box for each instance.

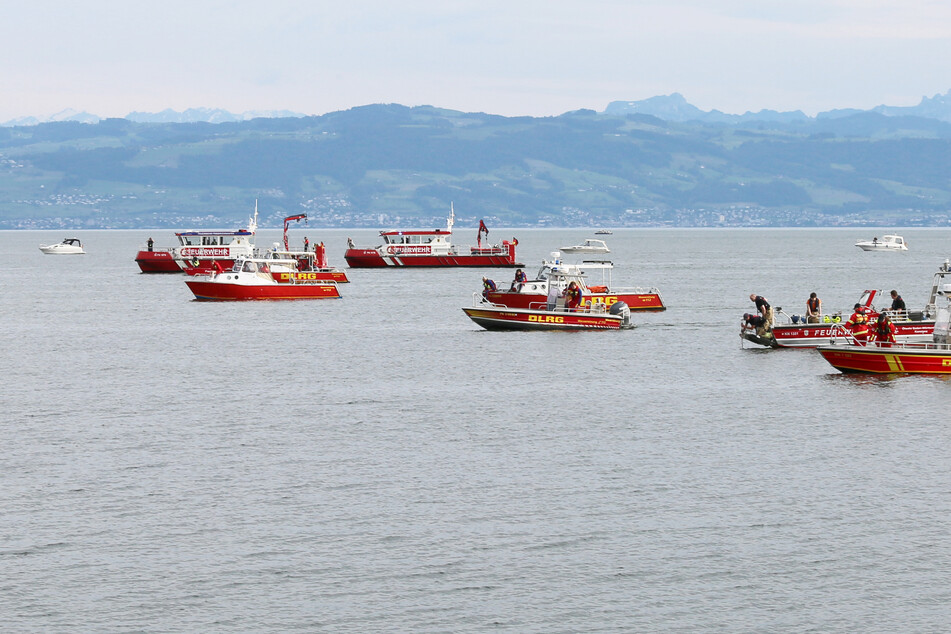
[2,227,951,632]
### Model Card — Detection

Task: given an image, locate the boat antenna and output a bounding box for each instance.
[447,202,455,233]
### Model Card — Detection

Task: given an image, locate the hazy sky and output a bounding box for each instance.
[3,0,950,121]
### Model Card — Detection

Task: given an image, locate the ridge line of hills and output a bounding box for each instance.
[2,95,951,229]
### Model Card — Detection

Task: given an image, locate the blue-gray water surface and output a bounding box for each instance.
[2,227,950,632]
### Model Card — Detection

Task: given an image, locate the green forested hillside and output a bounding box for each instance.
[1,104,950,228]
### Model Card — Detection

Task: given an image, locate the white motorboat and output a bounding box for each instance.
[595,229,612,235]
[855,234,907,251]
[39,238,85,254]
[558,238,610,254]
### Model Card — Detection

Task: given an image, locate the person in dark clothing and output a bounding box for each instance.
[806,292,822,323]
[749,294,774,327]
[890,290,906,314]
[147,237,154,252]
[482,276,497,299]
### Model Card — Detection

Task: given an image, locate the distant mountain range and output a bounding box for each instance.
[5,89,951,127]
[606,90,951,124]
[2,100,951,229]
[2,107,307,127]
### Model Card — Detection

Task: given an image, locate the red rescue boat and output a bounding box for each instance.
[746,289,936,348]
[344,204,522,268]
[817,275,951,374]
[483,253,664,312]
[463,294,634,331]
[135,247,181,273]
[742,260,951,348]
[184,258,341,301]
[135,204,258,273]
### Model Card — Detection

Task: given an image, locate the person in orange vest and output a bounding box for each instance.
[564,281,583,311]
[871,312,897,347]
[845,303,870,344]
[806,292,822,323]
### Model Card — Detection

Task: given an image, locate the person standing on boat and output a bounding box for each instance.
[749,294,773,328]
[511,268,527,292]
[482,276,497,300]
[890,290,906,316]
[147,237,153,252]
[871,312,897,347]
[304,237,310,251]
[565,281,583,311]
[806,292,822,323]
[845,303,870,344]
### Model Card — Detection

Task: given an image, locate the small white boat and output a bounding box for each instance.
[558,238,610,254]
[39,238,85,255]
[595,229,612,235]
[855,234,907,251]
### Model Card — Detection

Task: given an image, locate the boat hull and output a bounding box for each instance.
[345,248,522,268]
[486,289,665,312]
[135,250,182,273]
[770,321,934,347]
[462,306,628,331]
[185,279,340,301]
[818,344,951,374]
[856,245,906,252]
[40,246,84,255]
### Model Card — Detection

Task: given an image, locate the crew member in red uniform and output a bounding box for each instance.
[564,281,583,311]
[845,303,870,344]
[871,312,897,346]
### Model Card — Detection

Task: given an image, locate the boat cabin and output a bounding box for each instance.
[176,230,253,247]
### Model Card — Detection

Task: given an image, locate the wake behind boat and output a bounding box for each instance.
[344,204,522,268]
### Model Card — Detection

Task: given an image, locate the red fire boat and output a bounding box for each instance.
[344,204,522,268]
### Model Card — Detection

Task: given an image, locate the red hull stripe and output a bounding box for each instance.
[185,281,340,301]
[819,347,951,373]
[345,249,521,268]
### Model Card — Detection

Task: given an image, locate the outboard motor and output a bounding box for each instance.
[609,301,632,327]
